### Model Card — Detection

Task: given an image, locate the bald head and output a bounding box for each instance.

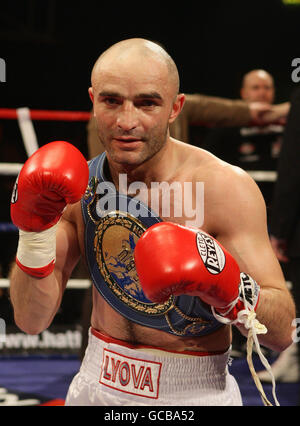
[241,69,275,104]
[242,69,274,89]
[88,38,186,167]
[91,38,180,98]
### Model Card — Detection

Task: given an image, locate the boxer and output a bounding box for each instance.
[9,39,295,406]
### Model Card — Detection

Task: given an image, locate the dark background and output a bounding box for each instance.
[0,0,299,111]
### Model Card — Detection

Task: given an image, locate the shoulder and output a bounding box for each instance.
[180,142,259,191]
[172,138,222,168]
[174,139,261,198]
[188,147,267,236]
[172,139,265,218]
[175,140,242,179]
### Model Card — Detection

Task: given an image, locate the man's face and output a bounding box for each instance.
[241,71,275,104]
[89,56,181,167]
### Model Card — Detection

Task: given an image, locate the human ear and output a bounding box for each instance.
[169,93,186,124]
[88,87,94,103]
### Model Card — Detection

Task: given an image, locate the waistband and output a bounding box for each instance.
[80,328,231,401]
[91,327,227,357]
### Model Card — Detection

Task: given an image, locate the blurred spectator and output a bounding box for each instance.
[257,87,300,385]
[203,70,288,358]
[270,86,300,279]
[240,69,275,104]
[203,70,287,222]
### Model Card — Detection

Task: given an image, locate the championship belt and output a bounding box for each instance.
[81,155,222,337]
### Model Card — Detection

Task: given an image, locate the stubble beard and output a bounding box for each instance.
[97,125,169,167]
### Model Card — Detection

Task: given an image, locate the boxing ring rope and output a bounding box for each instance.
[0,164,23,176]
[0,162,278,182]
[0,108,91,122]
[0,278,91,289]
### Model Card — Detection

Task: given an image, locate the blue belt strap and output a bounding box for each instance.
[81,153,222,337]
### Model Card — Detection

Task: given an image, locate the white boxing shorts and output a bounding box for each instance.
[65,328,242,406]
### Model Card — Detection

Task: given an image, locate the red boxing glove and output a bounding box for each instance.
[11,141,89,231]
[11,141,89,277]
[134,222,260,323]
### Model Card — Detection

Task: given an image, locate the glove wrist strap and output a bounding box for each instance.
[215,272,260,321]
[16,223,58,278]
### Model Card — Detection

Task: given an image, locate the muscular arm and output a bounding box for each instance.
[9,213,81,335]
[183,94,251,127]
[168,94,289,144]
[211,166,295,351]
[183,95,289,127]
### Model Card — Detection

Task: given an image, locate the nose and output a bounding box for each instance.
[116,101,139,132]
[258,86,271,100]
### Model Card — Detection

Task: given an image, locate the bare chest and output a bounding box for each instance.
[124,176,207,230]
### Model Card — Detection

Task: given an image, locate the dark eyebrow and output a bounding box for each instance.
[99,91,163,100]
[98,91,122,98]
[135,92,163,100]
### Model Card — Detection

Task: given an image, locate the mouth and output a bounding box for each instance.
[112,137,143,149]
[114,137,142,143]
